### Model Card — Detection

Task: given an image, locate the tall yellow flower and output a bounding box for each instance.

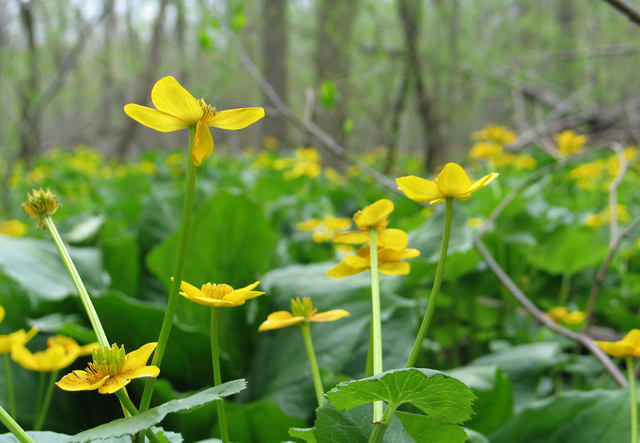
[124,76,265,166]
[332,199,407,249]
[179,280,264,308]
[258,297,350,331]
[396,163,498,205]
[56,343,159,394]
[12,336,97,372]
[326,245,420,279]
[595,330,640,357]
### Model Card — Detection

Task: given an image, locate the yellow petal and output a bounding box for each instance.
[467,172,499,193]
[98,375,131,394]
[186,297,237,308]
[436,163,472,197]
[377,228,408,249]
[150,76,203,124]
[56,371,108,391]
[594,340,635,357]
[332,231,370,244]
[326,261,366,279]
[310,309,351,322]
[120,343,157,374]
[355,199,394,229]
[208,108,265,129]
[123,104,189,132]
[396,176,444,203]
[224,290,265,306]
[179,280,206,302]
[235,281,261,292]
[258,311,304,331]
[343,255,370,269]
[622,329,640,354]
[192,121,214,166]
[379,261,410,275]
[123,365,160,380]
[378,248,420,261]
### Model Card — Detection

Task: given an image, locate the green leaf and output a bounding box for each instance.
[396,411,468,443]
[289,427,317,443]
[0,428,182,443]
[490,388,632,443]
[327,368,476,424]
[67,381,246,443]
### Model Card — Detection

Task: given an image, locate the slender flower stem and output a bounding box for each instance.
[367,403,397,443]
[0,404,34,443]
[406,197,454,368]
[210,307,230,443]
[43,216,109,349]
[3,354,15,418]
[365,327,374,378]
[298,322,324,408]
[33,370,58,431]
[34,372,45,423]
[628,356,638,443]
[114,391,162,443]
[368,227,383,422]
[140,127,198,413]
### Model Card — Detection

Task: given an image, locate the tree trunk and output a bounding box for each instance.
[261,0,289,150]
[313,0,360,169]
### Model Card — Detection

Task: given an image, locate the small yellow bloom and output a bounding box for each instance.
[469,141,503,160]
[562,311,586,325]
[297,219,322,232]
[585,214,606,228]
[56,343,159,394]
[554,130,588,156]
[12,336,97,372]
[466,217,484,228]
[332,199,408,249]
[0,306,4,323]
[515,155,537,170]
[179,280,264,308]
[595,330,640,357]
[545,307,569,323]
[22,188,62,229]
[0,328,38,354]
[0,220,28,237]
[258,297,350,332]
[472,125,517,144]
[326,245,420,279]
[396,163,499,205]
[124,76,264,166]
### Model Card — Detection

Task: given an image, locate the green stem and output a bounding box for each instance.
[628,356,637,443]
[211,307,230,443]
[43,216,109,348]
[368,226,383,422]
[559,272,571,306]
[365,326,374,378]
[299,322,324,408]
[33,370,58,431]
[34,372,45,424]
[114,391,162,443]
[140,127,198,413]
[367,403,397,443]
[0,403,34,443]
[406,197,454,368]
[3,354,15,419]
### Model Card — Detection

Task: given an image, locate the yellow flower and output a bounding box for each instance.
[585,213,606,228]
[472,125,517,144]
[545,307,586,325]
[0,220,28,237]
[0,328,38,354]
[469,141,503,160]
[515,155,537,170]
[124,76,264,166]
[56,343,159,394]
[466,217,484,228]
[179,280,264,308]
[258,297,350,332]
[12,336,97,372]
[298,215,352,244]
[332,199,408,249]
[545,307,569,323]
[297,218,322,232]
[595,330,640,357]
[396,163,499,205]
[22,188,62,229]
[0,306,3,323]
[553,130,588,156]
[326,245,420,279]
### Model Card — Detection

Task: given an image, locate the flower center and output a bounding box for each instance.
[291,297,317,319]
[198,98,217,123]
[201,283,234,300]
[85,344,126,379]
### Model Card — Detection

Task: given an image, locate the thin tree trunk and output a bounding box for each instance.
[99,0,116,138]
[114,0,171,159]
[384,61,411,174]
[18,0,40,165]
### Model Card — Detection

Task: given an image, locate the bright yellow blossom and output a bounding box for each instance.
[472,125,517,144]
[297,215,352,244]
[326,245,420,279]
[56,343,159,394]
[332,199,407,249]
[179,280,264,308]
[595,330,640,357]
[396,163,498,205]
[258,297,350,332]
[515,155,537,170]
[469,141,503,160]
[545,307,586,325]
[0,328,38,354]
[12,336,97,372]
[0,220,28,237]
[124,76,264,166]
[554,130,588,156]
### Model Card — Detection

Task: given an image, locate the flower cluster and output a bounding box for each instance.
[545,307,586,325]
[297,215,352,243]
[273,148,323,180]
[554,130,588,156]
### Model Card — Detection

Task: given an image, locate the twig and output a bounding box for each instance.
[601,0,640,27]
[607,144,627,246]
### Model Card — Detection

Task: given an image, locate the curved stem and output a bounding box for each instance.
[299,322,324,408]
[0,404,34,443]
[33,370,58,431]
[406,198,454,368]
[367,403,397,443]
[43,216,109,348]
[368,227,383,422]
[3,354,15,419]
[628,356,638,443]
[140,127,198,413]
[210,307,230,443]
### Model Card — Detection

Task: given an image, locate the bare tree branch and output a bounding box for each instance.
[601,0,640,27]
